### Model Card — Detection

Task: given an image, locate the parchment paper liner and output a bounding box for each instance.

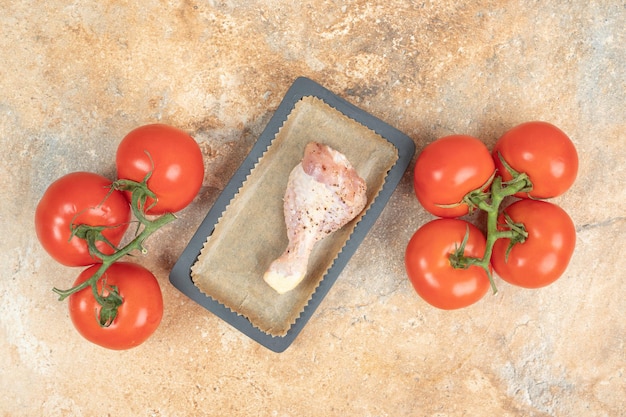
[191,96,398,336]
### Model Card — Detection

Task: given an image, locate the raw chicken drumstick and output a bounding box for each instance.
[264,142,367,294]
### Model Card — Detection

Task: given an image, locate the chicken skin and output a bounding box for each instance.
[264,142,367,294]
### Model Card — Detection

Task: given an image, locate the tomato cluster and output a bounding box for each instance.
[35,124,204,349]
[406,121,578,310]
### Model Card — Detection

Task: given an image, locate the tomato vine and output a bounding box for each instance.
[407,121,578,309]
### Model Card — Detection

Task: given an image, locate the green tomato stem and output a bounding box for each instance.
[52,176,177,326]
[53,211,175,300]
[450,172,532,294]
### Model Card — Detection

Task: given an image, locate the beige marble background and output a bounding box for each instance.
[1,1,624,416]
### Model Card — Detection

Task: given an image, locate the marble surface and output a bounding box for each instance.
[1,1,624,416]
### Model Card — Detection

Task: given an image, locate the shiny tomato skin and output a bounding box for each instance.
[69,262,163,350]
[35,172,131,266]
[116,124,204,215]
[405,218,491,310]
[492,199,576,288]
[493,121,578,199]
[413,135,495,218]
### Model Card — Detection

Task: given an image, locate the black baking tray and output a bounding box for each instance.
[169,77,415,352]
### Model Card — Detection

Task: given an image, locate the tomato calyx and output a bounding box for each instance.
[448,225,497,294]
[448,226,473,269]
[436,171,496,214]
[495,152,533,196]
[499,212,528,262]
[93,281,123,327]
[111,151,165,218]
[70,224,123,259]
[112,176,159,217]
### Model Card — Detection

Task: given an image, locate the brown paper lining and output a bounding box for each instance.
[190,96,398,336]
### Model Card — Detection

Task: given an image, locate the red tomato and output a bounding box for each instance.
[69,262,163,350]
[492,199,576,288]
[493,121,578,199]
[35,172,131,266]
[413,135,495,218]
[116,124,204,215]
[405,218,491,310]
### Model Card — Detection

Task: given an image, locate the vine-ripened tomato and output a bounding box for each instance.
[491,199,576,289]
[69,262,163,350]
[493,121,578,199]
[116,124,204,215]
[405,218,491,310]
[35,172,131,266]
[413,135,495,218]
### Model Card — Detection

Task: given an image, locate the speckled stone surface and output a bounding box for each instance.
[1,1,624,416]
